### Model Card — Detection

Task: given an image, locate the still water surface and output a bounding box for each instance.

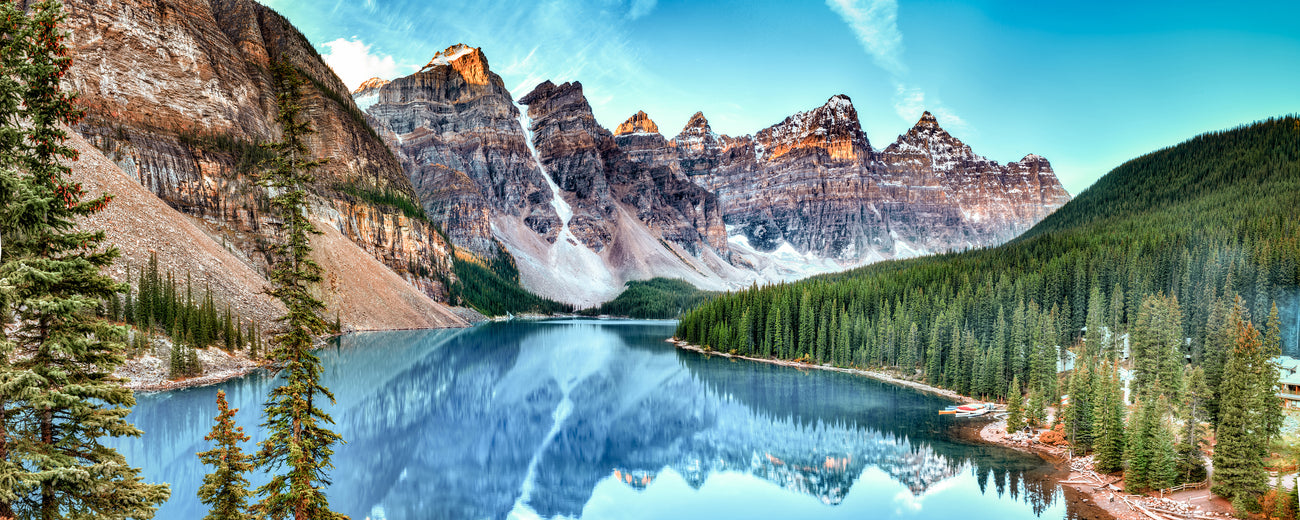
[115,319,1076,519]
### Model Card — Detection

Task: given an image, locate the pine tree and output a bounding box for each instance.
[1026,386,1046,428]
[170,340,184,379]
[1064,355,1095,453]
[1212,304,1270,504]
[198,391,253,520]
[1092,362,1127,473]
[1084,285,1107,357]
[0,4,32,515]
[1150,400,1179,490]
[1126,395,1153,490]
[1262,303,1284,444]
[1006,376,1024,432]
[1203,297,1232,423]
[0,1,169,516]
[252,61,346,520]
[1132,294,1185,401]
[1178,366,1209,484]
[1126,395,1178,492]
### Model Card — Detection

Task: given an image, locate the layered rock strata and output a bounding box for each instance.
[64,0,455,301]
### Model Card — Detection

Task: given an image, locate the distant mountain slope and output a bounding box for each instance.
[676,116,1300,391]
[70,131,466,331]
[1019,117,1300,241]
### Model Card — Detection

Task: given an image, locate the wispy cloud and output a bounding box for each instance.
[320,37,411,91]
[627,0,657,20]
[825,0,966,131]
[825,0,904,76]
[893,84,967,130]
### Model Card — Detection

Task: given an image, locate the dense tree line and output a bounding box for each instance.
[109,253,265,378]
[449,248,572,316]
[581,278,717,318]
[677,116,1300,511]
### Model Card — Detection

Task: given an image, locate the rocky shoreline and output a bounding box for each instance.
[668,337,1235,520]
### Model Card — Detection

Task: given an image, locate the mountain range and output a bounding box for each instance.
[62,0,1069,321]
[357,43,1070,306]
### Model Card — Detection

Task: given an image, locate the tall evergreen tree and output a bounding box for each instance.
[1131,294,1185,401]
[1026,386,1046,428]
[1126,395,1178,492]
[1178,366,1210,484]
[1084,285,1108,358]
[1203,296,1232,423]
[0,1,169,517]
[0,3,33,515]
[1262,303,1284,444]
[198,391,253,520]
[1006,376,1024,432]
[252,61,346,520]
[1063,355,1095,453]
[1092,362,1127,473]
[1212,304,1271,505]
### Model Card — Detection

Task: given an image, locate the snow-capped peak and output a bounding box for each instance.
[825,94,853,110]
[420,43,479,72]
[352,77,389,95]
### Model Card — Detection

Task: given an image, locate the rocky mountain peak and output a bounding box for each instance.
[420,43,490,85]
[904,110,951,140]
[684,111,710,129]
[353,77,390,95]
[754,94,869,162]
[615,110,660,136]
[880,109,988,172]
[675,111,717,141]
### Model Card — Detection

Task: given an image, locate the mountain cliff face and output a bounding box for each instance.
[519,82,728,257]
[360,50,742,306]
[360,44,559,257]
[63,0,456,304]
[675,98,1070,277]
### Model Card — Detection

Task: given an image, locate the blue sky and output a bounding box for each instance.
[263,0,1300,195]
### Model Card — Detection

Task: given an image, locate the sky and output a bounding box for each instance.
[262,0,1300,195]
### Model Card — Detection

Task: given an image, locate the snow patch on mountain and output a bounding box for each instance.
[354,92,379,112]
[421,43,476,71]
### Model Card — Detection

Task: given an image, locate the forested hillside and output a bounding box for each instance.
[581,278,717,319]
[679,115,1298,395]
[675,115,1300,507]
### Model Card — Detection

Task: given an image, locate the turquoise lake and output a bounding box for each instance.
[114,319,1079,519]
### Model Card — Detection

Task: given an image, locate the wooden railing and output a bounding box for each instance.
[1158,480,1208,494]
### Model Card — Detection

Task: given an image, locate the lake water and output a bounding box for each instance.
[114,319,1078,520]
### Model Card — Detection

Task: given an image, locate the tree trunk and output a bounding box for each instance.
[0,397,11,520]
[40,406,53,520]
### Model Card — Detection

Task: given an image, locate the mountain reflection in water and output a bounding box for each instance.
[114,320,1073,520]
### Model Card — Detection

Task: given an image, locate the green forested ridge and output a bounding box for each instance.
[676,116,1299,505]
[449,248,573,316]
[582,278,717,318]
